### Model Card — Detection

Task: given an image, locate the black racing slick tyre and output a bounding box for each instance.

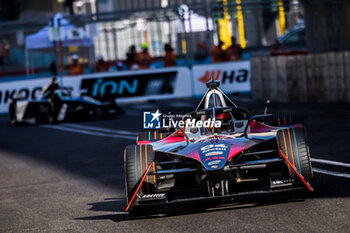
[273,115,304,127]
[9,102,18,126]
[137,128,175,143]
[47,101,57,124]
[124,144,156,215]
[277,127,314,185]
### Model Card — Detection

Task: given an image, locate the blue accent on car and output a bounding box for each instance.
[198,140,231,171]
[135,146,138,182]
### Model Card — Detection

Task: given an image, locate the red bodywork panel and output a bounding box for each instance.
[138,122,303,166]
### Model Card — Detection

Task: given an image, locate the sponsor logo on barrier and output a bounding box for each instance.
[80,71,177,99]
[0,86,74,104]
[91,79,138,97]
[192,61,251,95]
[198,69,248,84]
[0,87,42,104]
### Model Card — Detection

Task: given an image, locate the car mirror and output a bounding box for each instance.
[243,114,274,136]
[249,114,273,122]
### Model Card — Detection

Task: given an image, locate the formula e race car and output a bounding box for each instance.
[9,79,123,125]
[124,78,314,215]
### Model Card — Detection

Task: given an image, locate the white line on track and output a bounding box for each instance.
[311,158,350,168]
[61,123,138,136]
[40,124,135,140]
[313,168,350,179]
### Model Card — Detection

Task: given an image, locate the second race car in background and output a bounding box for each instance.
[9,79,123,125]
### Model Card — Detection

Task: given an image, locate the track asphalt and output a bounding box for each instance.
[0,97,350,232]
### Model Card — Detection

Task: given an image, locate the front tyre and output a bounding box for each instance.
[124,144,156,215]
[277,127,314,187]
[9,102,18,126]
[47,101,57,124]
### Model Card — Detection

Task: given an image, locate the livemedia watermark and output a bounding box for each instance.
[143,109,221,129]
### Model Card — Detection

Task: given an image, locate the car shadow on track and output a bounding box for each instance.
[75,194,307,223]
[74,198,130,222]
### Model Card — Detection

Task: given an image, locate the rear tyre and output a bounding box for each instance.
[47,101,56,124]
[137,128,175,143]
[277,128,313,188]
[273,115,304,127]
[124,144,156,215]
[9,102,18,126]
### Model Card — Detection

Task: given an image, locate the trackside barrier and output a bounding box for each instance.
[191,61,251,96]
[0,78,81,113]
[0,63,252,114]
[251,52,350,103]
[0,67,192,113]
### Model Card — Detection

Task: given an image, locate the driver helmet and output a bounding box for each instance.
[72,54,79,60]
[216,112,232,131]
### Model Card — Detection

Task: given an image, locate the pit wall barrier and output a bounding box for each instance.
[0,62,251,113]
[251,52,350,103]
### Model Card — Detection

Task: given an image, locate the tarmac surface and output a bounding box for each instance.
[0,97,350,233]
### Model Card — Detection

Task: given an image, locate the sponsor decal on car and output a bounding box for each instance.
[200,144,228,153]
[198,142,230,170]
[205,151,223,156]
[140,193,166,199]
[208,160,222,165]
[271,179,294,185]
[205,156,226,162]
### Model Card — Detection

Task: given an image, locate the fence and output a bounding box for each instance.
[0,0,304,70]
[251,52,350,103]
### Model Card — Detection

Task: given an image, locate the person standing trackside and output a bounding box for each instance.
[211,41,226,63]
[226,36,243,61]
[42,77,60,99]
[94,55,110,72]
[163,44,176,67]
[135,43,152,69]
[1,39,10,64]
[68,54,84,75]
[126,45,137,70]
[49,60,58,76]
